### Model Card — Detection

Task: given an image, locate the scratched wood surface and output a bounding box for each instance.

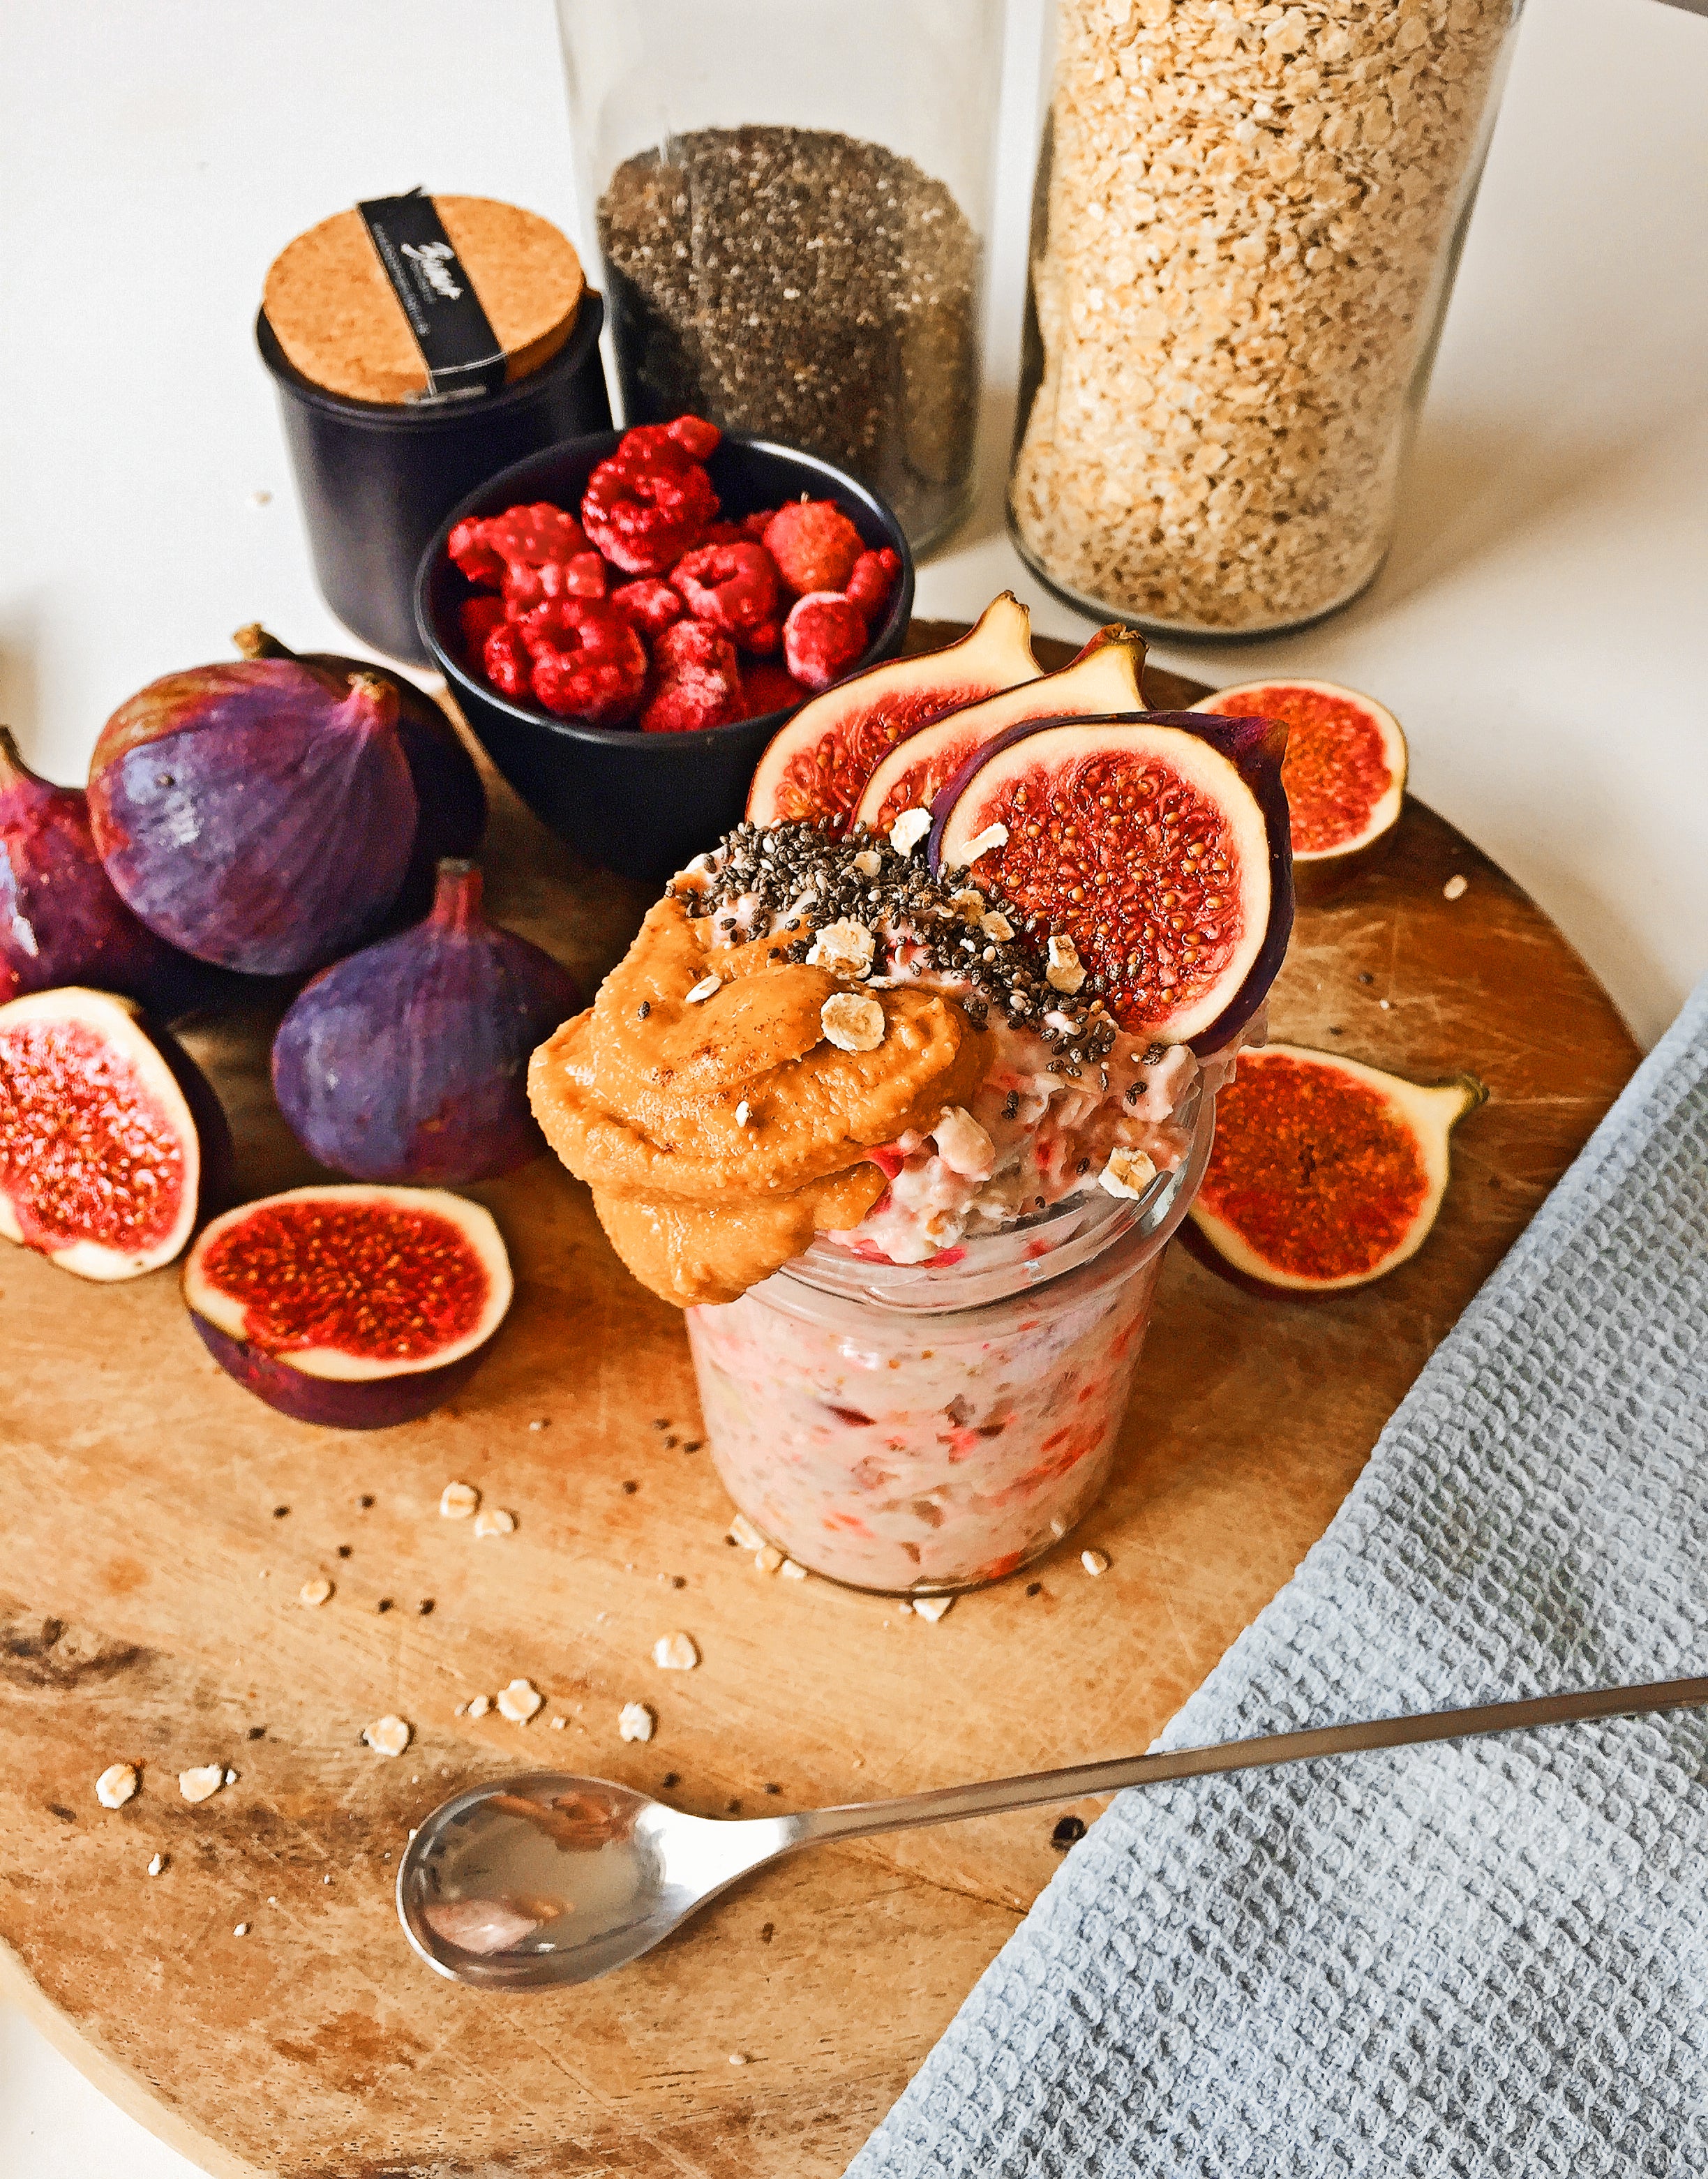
[0,625,1641,2178]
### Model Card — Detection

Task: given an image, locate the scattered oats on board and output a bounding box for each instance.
[1100,1148,1157,1201]
[779,1559,808,1582]
[224,1769,239,1786]
[234,1923,250,1937]
[440,1481,479,1520]
[299,1576,334,1606]
[467,1693,492,1719]
[888,807,931,856]
[756,1545,784,1574]
[912,1594,953,1622]
[1444,875,1469,901]
[821,991,885,1053]
[497,1678,543,1723]
[147,1853,166,1876]
[619,1702,657,1744]
[179,1765,224,1804]
[684,973,722,1004]
[652,1632,700,1670]
[1081,1549,1110,1577]
[96,1763,137,1810]
[473,1506,516,1538]
[362,1716,412,1758]
[549,1716,567,1730]
[807,918,875,978]
[727,1513,765,1551]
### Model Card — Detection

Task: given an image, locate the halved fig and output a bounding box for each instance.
[183,1184,513,1430]
[745,592,1039,834]
[930,711,1292,1052]
[1190,679,1406,892]
[1185,1044,1485,1296]
[853,627,1146,839]
[0,986,230,1280]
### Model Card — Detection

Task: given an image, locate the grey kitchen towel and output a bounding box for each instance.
[851,978,1708,2178]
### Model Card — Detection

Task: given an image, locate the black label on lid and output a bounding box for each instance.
[357,188,506,403]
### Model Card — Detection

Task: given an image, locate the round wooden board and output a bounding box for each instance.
[0,624,1640,2178]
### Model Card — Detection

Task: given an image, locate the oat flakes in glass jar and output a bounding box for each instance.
[1009,0,1525,638]
[686,1091,1213,1596]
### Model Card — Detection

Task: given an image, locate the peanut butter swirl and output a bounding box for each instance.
[528,895,987,1305]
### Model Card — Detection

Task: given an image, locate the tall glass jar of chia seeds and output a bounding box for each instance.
[556,0,1005,552]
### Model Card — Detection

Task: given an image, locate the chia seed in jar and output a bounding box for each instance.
[599,125,980,546]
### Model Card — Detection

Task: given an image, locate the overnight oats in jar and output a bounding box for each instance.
[687,1108,1211,1592]
[527,597,1293,1592]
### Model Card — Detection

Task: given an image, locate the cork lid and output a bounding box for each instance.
[263,195,584,405]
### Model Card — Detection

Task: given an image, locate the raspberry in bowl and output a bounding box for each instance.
[417,421,913,884]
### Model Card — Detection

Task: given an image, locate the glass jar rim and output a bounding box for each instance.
[761,1081,1215,1319]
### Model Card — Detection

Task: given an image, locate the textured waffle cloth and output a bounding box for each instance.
[851,980,1708,2178]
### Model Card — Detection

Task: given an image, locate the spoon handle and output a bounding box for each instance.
[786,1673,1708,1848]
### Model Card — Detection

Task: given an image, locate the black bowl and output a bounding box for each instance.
[417,433,914,884]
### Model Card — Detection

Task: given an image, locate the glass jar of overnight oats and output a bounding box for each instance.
[686,1085,1214,1594]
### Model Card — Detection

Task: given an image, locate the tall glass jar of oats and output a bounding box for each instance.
[1009,0,1525,637]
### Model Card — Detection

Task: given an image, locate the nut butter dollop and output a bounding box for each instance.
[528,895,987,1306]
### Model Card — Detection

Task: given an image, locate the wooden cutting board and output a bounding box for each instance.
[0,627,1641,2178]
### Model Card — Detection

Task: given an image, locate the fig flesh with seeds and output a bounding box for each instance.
[183,1184,514,1428]
[1185,1044,1485,1296]
[0,726,218,1015]
[88,660,419,976]
[0,986,231,1280]
[745,592,1039,835]
[1191,678,1406,895]
[853,627,1147,839]
[929,710,1292,1053]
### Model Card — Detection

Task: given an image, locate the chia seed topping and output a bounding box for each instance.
[671,821,1120,1059]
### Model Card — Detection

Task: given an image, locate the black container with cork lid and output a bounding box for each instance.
[258,190,611,663]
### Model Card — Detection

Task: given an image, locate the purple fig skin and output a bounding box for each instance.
[87,661,419,978]
[0,726,227,1015]
[271,858,583,1185]
[232,626,486,920]
[189,1311,487,1428]
[926,708,1294,1056]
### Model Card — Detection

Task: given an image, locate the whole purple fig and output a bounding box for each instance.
[271,858,583,1185]
[88,661,417,977]
[0,725,217,1014]
[232,624,487,920]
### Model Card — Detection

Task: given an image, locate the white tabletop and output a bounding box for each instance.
[2,0,1705,2169]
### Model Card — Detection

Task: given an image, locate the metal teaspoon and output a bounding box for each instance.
[396,1672,1708,1987]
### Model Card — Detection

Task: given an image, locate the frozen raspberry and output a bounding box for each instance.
[522,601,647,727]
[453,503,590,588]
[641,620,745,733]
[740,660,812,718]
[502,551,608,616]
[844,547,903,625]
[481,622,533,701]
[671,541,781,654]
[582,454,719,576]
[608,578,686,641]
[459,595,507,658]
[765,501,864,597]
[782,592,868,693]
